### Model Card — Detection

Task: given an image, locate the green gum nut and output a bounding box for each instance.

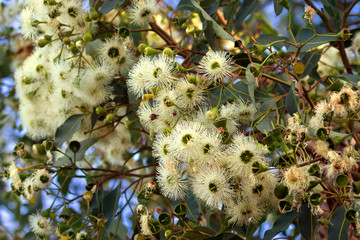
[274,183,289,199]
[309,192,322,206]
[59,207,73,221]
[174,203,188,218]
[43,140,54,151]
[345,209,357,223]
[150,224,161,237]
[251,161,269,174]
[253,44,267,55]
[158,213,171,226]
[32,143,45,155]
[335,174,349,188]
[279,196,293,213]
[119,27,130,38]
[69,141,81,153]
[316,128,329,140]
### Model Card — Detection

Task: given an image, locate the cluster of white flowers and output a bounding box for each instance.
[127,49,280,227]
[3,162,52,203]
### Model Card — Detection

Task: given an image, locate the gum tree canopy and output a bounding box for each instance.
[0,0,360,239]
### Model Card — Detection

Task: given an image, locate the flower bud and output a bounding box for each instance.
[38,39,49,48]
[187,75,196,84]
[97,218,107,228]
[106,113,115,122]
[206,107,218,120]
[95,106,105,115]
[163,47,175,57]
[144,47,161,56]
[84,13,91,22]
[32,143,45,155]
[186,25,196,36]
[89,7,99,20]
[142,94,154,101]
[44,35,52,41]
[63,37,71,45]
[83,191,93,201]
[165,230,174,238]
[138,43,149,53]
[83,28,93,42]
[76,40,84,49]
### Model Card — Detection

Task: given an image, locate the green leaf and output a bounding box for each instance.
[331,74,360,88]
[263,211,297,240]
[245,64,256,104]
[255,99,277,134]
[262,128,283,151]
[191,0,235,42]
[285,81,299,115]
[54,114,84,148]
[272,0,284,16]
[103,184,122,231]
[298,202,317,240]
[288,28,339,52]
[328,206,350,240]
[235,0,262,28]
[175,0,196,11]
[182,227,217,239]
[207,233,243,240]
[299,50,321,78]
[99,0,125,13]
[57,170,72,196]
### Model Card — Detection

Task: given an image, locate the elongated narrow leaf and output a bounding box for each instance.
[299,50,321,78]
[235,0,262,28]
[285,82,299,115]
[191,0,235,42]
[246,64,256,104]
[104,184,122,230]
[176,0,196,11]
[54,114,84,147]
[263,211,297,240]
[273,0,284,16]
[99,0,124,13]
[328,206,350,240]
[298,202,317,240]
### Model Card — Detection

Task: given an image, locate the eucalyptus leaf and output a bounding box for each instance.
[54,114,84,148]
[285,81,299,115]
[235,0,262,28]
[328,206,350,240]
[191,0,235,42]
[245,64,256,104]
[263,211,297,240]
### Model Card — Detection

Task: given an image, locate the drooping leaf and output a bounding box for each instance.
[255,99,277,134]
[175,0,196,11]
[299,50,321,78]
[103,184,122,231]
[285,81,299,115]
[328,206,350,240]
[263,211,297,240]
[57,170,73,196]
[191,0,235,42]
[298,202,318,240]
[331,74,360,88]
[245,64,256,104]
[54,114,84,148]
[235,0,262,28]
[99,0,126,13]
[273,0,284,16]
